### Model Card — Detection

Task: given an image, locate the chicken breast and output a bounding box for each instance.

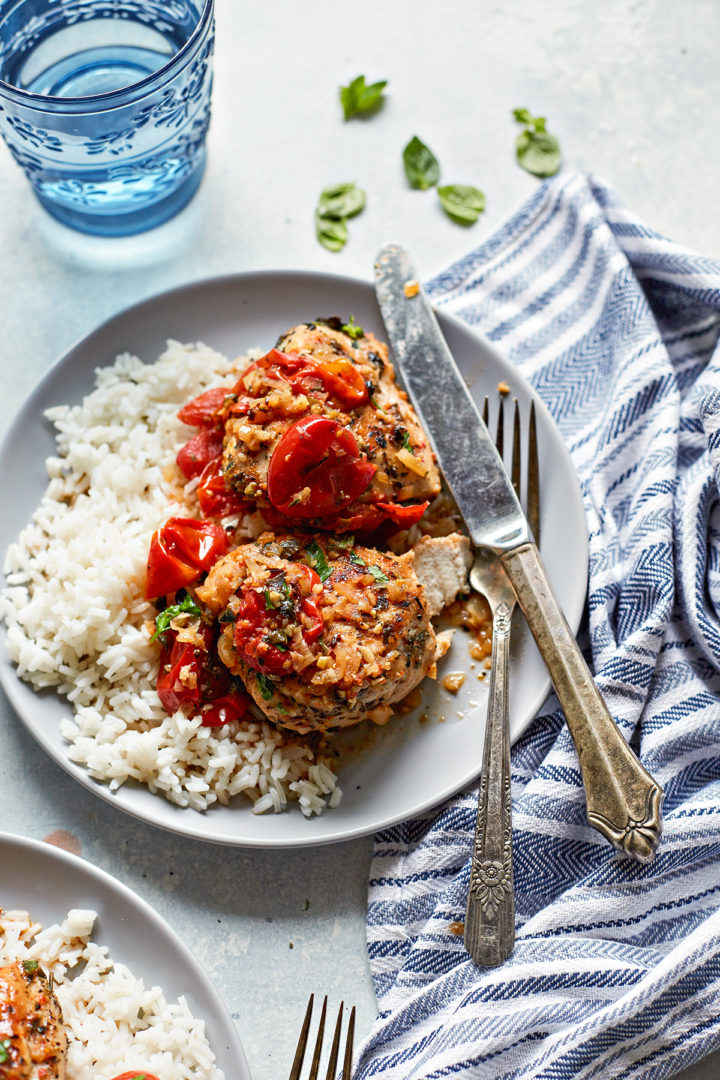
[220,320,441,532]
[195,531,471,734]
[196,532,435,733]
[0,962,67,1080]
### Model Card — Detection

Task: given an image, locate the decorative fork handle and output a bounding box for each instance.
[501,542,663,862]
[464,597,515,968]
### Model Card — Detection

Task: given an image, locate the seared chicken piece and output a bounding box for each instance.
[196,531,470,734]
[405,533,473,617]
[197,532,436,733]
[219,320,441,532]
[0,962,67,1080]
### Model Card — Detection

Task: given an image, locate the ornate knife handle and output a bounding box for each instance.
[501,542,663,863]
[464,597,514,967]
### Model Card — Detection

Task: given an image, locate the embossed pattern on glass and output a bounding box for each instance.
[0,0,214,235]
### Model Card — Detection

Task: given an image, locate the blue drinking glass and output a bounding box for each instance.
[0,0,214,236]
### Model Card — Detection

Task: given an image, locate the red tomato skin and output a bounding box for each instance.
[235,349,368,411]
[109,1072,162,1080]
[176,428,224,479]
[145,518,229,599]
[200,691,250,727]
[196,458,248,518]
[177,386,230,427]
[267,416,376,519]
[377,500,430,527]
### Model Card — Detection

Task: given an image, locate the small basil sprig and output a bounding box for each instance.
[151,595,201,644]
[403,135,440,190]
[315,182,366,252]
[256,672,275,700]
[367,565,390,585]
[305,540,332,582]
[513,108,562,178]
[342,314,364,340]
[340,74,387,120]
[438,184,485,225]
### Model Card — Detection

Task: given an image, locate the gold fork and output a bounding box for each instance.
[463,395,540,968]
[288,994,356,1080]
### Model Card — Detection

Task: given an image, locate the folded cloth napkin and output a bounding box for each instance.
[355,172,720,1080]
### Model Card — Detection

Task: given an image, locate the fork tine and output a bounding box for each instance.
[289,994,315,1080]
[527,400,541,545]
[482,395,489,427]
[342,1006,356,1080]
[324,1002,344,1080]
[495,396,505,457]
[511,398,521,498]
[307,995,328,1080]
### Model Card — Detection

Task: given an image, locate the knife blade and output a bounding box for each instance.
[374,242,663,863]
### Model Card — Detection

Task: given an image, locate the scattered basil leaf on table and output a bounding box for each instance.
[438,183,486,224]
[403,136,440,189]
[339,74,388,120]
[512,107,562,178]
[315,181,366,252]
[317,181,366,220]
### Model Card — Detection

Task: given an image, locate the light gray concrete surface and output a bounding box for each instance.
[0,1,719,1077]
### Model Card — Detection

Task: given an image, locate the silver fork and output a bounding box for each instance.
[288,994,356,1080]
[463,396,540,968]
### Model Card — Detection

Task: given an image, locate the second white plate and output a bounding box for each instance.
[0,270,587,847]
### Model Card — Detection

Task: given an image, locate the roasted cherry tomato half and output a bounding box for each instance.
[235,349,368,411]
[233,564,324,674]
[196,457,248,518]
[145,517,229,599]
[200,691,251,727]
[176,428,224,479]
[376,500,430,527]
[177,386,230,427]
[233,588,289,676]
[109,1072,162,1080]
[267,416,376,519]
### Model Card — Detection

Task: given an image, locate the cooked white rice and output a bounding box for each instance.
[1,341,341,816]
[0,906,223,1080]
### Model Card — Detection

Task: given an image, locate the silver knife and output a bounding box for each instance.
[374,243,663,864]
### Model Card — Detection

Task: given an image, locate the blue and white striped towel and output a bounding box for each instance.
[355,172,720,1080]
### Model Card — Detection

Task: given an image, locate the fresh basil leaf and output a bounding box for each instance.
[0,1040,10,1065]
[403,136,440,190]
[316,212,348,252]
[367,564,390,584]
[256,672,274,700]
[22,960,38,973]
[342,314,364,340]
[305,540,332,582]
[438,184,485,225]
[151,595,201,644]
[513,108,562,178]
[349,550,367,567]
[265,589,276,611]
[317,182,366,220]
[339,75,387,120]
[401,430,415,454]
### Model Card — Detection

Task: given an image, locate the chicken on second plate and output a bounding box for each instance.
[0,961,67,1080]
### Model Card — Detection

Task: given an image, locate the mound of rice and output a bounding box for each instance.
[1,341,341,816]
[0,906,223,1080]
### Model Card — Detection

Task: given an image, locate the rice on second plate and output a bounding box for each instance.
[1,341,341,815]
[0,907,223,1080]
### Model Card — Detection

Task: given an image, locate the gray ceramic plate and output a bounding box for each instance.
[0,830,251,1078]
[0,270,587,847]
